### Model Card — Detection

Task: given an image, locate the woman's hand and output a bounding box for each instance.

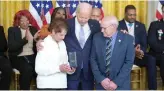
[59,64,76,73]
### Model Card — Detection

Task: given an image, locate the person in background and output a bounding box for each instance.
[8,10,38,90]
[148,4,164,87]
[91,16,134,90]
[91,7,102,22]
[119,5,157,90]
[35,18,75,90]
[37,7,67,39]
[0,25,12,90]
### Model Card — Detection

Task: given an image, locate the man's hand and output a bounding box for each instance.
[34,30,41,42]
[135,44,144,59]
[36,40,44,51]
[121,29,128,34]
[140,50,144,58]
[109,81,117,90]
[67,67,76,74]
[101,78,111,90]
[135,44,141,58]
[68,67,76,73]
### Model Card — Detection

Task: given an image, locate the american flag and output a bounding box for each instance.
[56,0,104,19]
[29,0,53,30]
[156,1,164,20]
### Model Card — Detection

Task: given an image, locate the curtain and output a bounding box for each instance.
[0,0,147,36]
[102,1,147,26]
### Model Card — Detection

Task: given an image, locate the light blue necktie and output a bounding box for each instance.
[128,23,133,27]
[79,26,85,69]
[79,26,85,48]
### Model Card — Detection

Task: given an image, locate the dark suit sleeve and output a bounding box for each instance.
[8,27,28,52]
[148,22,164,53]
[0,26,7,52]
[94,20,101,33]
[140,24,147,53]
[90,35,106,83]
[113,35,135,87]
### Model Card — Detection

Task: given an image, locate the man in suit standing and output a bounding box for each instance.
[90,16,135,90]
[119,5,157,89]
[64,2,101,90]
[0,26,12,90]
[148,4,164,86]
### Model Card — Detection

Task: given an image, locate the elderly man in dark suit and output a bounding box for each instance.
[90,16,135,90]
[64,2,101,90]
[148,4,164,86]
[0,26,12,90]
[119,5,157,90]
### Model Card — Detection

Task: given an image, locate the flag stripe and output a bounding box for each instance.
[56,0,104,19]
[29,3,43,29]
[156,1,164,20]
[156,10,162,20]
[29,0,53,29]
[45,12,51,24]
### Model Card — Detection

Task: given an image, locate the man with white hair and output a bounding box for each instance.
[90,16,135,90]
[64,2,101,90]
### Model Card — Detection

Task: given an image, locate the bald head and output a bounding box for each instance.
[91,8,101,21]
[101,16,118,27]
[101,16,118,37]
[76,2,92,26]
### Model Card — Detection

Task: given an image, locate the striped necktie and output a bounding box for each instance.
[105,37,112,76]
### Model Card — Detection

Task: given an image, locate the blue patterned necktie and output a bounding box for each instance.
[79,26,85,48]
[105,37,112,76]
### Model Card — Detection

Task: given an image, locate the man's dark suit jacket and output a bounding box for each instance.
[148,19,164,60]
[90,31,135,90]
[8,26,37,56]
[64,17,101,81]
[119,19,147,53]
[0,26,7,56]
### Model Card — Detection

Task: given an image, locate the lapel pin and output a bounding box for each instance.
[118,39,121,42]
[136,25,138,28]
